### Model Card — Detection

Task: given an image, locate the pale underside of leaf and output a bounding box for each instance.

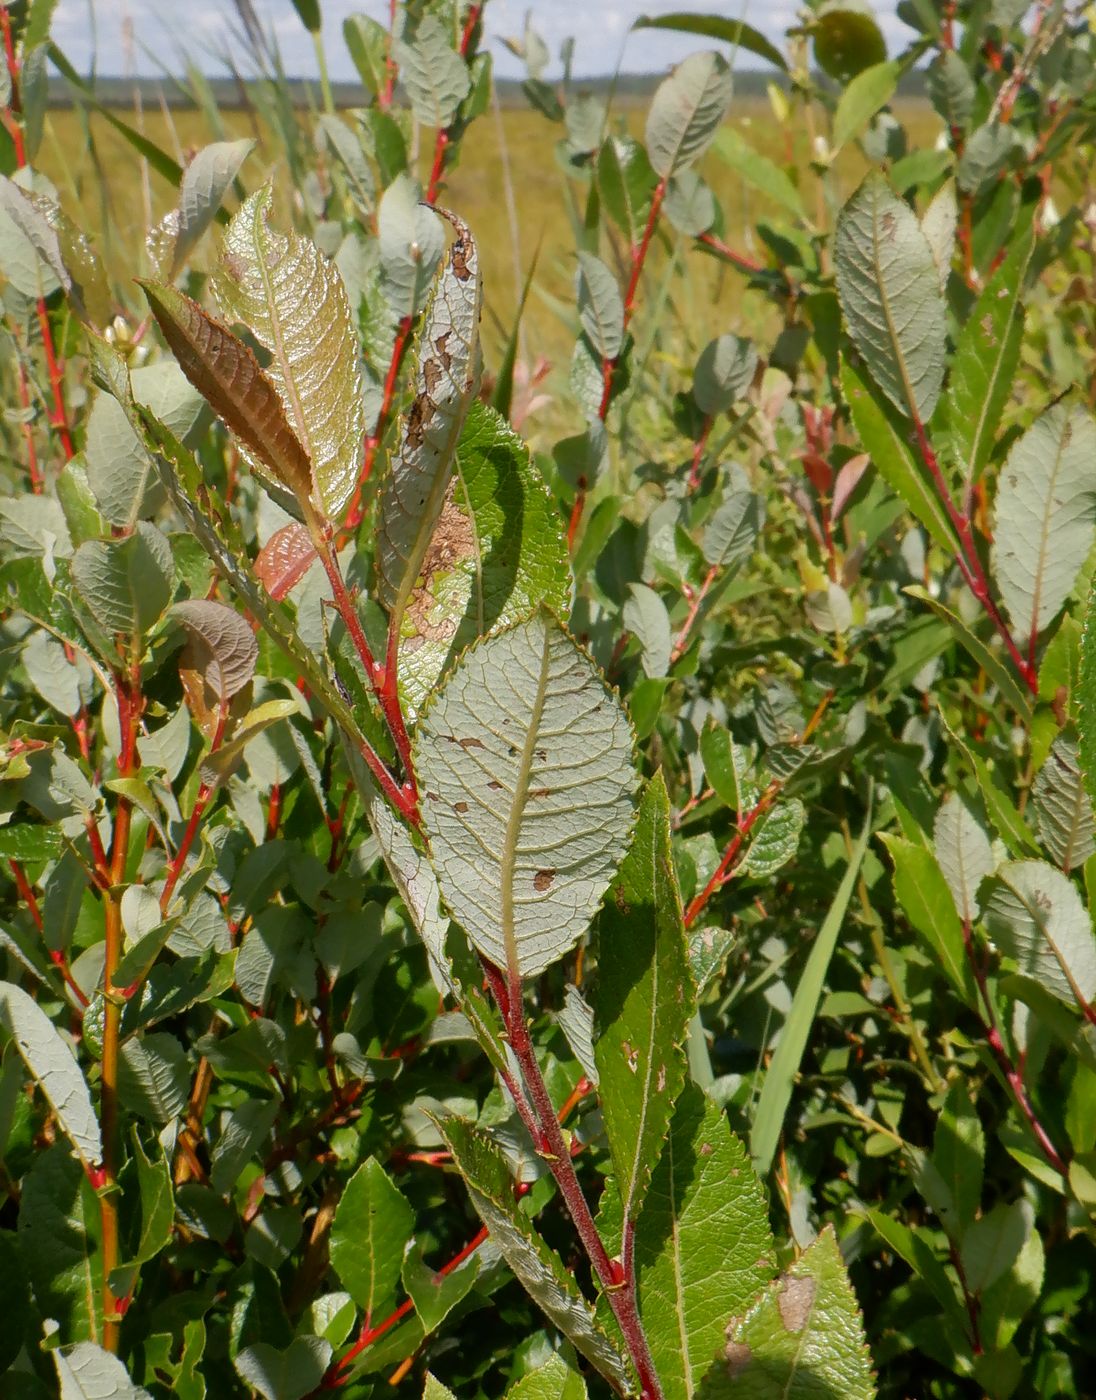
[835,173,946,424]
[377,211,483,627]
[993,401,1096,646]
[214,185,364,520]
[414,612,636,980]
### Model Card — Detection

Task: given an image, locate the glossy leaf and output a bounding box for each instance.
[171,599,258,702]
[633,1083,774,1400]
[835,173,946,424]
[395,400,571,715]
[813,6,887,81]
[376,210,482,630]
[139,280,315,510]
[832,60,900,152]
[576,252,624,360]
[234,1338,333,1400]
[945,233,1029,481]
[595,775,692,1245]
[213,185,364,520]
[993,399,1096,646]
[415,611,637,980]
[437,1115,631,1391]
[329,1158,414,1316]
[720,1227,875,1399]
[168,138,254,275]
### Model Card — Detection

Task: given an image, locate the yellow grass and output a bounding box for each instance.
[39,96,941,378]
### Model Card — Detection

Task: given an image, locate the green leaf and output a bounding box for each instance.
[415,611,637,980]
[401,1243,479,1333]
[751,799,872,1175]
[505,1353,587,1400]
[344,14,388,95]
[623,583,672,678]
[436,1115,631,1392]
[812,6,887,81]
[832,60,901,152]
[111,1133,174,1295]
[842,359,959,555]
[378,173,445,317]
[711,128,805,221]
[928,49,974,130]
[395,399,571,715]
[645,51,733,180]
[139,280,315,511]
[329,1158,414,1316]
[719,1227,875,1399]
[982,859,1096,1009]
[424,1376,458,1400]
[0,1230,29,1372]
[905,585,1034,722]
[0,822,61,860]
[835,173,946,423]
[743,800,805,879]
[234,1338,333,1400]
[920,180,957,293]
[17,1144,102,1341]
[70,522,174,640]
[931,1080,985,1235]
[394,14,471,130]
[861,1207,961,1316]
[0,979,101,1168]
[633,13,787,71]
[945,233,1029,481]
[960,1200,1028,1293]
[169,138,254,276]
[701,468,765,570]
[594,775,691,1245]
[598,136,658,246]
[213,185,364,520]
[993,399,1096,646]
[880,834,978,1006]
[1033,732,1096,872]
[318,113,375,215]
[376,211,482,632]
[693,335,757,417]
[957,121,1015,195]
[54,1343,153,1399]
[576,252,624,360]
[933,793,994,923]
[699,722,746,815]
[633,1083,774,1400]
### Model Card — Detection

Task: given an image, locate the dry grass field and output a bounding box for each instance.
[41,96,940,374]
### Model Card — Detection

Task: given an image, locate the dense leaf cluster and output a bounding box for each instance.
[2,3,1096,1399]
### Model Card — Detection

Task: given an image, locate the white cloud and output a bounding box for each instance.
[51,0,910,79]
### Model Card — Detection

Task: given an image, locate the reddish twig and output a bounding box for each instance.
[696,231,764,275]
[345,315,414,529]
[670,563,717,664]
[687,413,714,492]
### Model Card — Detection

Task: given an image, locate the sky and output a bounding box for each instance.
[50,1,910,80]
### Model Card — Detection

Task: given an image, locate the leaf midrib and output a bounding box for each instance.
[622,819,664,1227]
[250,209,315,473]
[1022,415,1072,644]
[501,622,552,980]
[1000,871,1092,1007]
[869,180,925,425]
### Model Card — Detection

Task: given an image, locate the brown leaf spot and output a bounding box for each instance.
[777,1275,816,1333]
[724,1341,752,1378]
[426,791,441,802]
[453,801,469,813]
[405,484,476,646]
[529,787,552,799]
[533,868,555,892]
[435,330,453,369]
[459,737,486,750]
[488,780,503,791]
[405,392,437,449]
[699,1141,714,1156]
[423,357,443,395]
[450,236,473,282]
[613,888,631,915]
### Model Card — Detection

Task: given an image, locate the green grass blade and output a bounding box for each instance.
[750,788,873,1176]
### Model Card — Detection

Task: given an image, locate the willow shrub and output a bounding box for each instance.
[2,3,1096,1398]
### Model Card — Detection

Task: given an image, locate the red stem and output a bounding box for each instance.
[910,416,1037,695]
[345,315,414,529]
[14,357,42,492]
[696,231,764,275]
[35,298,74,459]
[670,563,717,664]
[686,414,714,492]
[683,784,778,928]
